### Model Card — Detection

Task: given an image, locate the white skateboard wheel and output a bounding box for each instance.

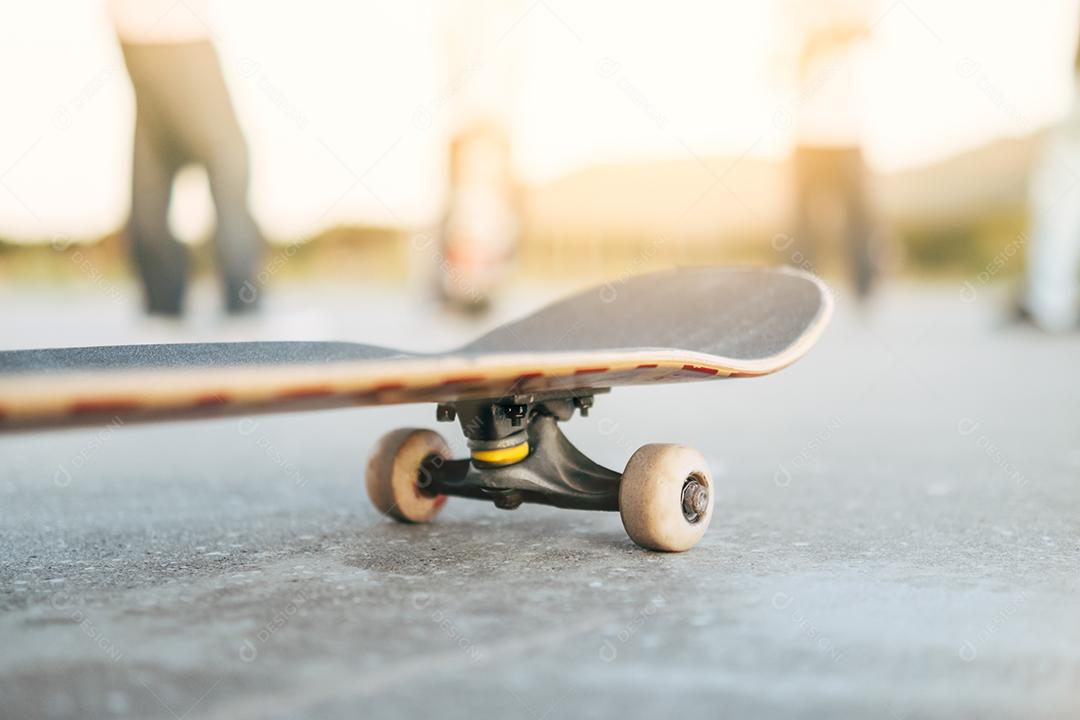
[366,428,450,523]
[618,444,713,552]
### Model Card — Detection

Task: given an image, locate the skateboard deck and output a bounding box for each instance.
[0,266,831,431]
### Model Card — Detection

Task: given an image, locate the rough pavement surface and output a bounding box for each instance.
[1,278,1078,719]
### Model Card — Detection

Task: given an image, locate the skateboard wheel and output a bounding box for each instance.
[366,428,450,524]
[618,444,713,552]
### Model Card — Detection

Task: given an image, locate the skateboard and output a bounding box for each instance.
[0,267,831,551]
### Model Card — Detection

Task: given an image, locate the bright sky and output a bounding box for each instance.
[0,0,1076,242]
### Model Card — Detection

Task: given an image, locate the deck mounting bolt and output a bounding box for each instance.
[504,403,528,427]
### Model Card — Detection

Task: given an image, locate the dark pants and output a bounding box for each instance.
[121,41,262,315]
[793,146,876,299]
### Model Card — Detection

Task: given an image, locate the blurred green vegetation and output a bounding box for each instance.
[0,225,407,283]
[0,211,1031,285]
[897,208,1027,277]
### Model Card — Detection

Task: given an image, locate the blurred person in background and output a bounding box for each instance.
[1020,23,1080,332]
[439,120,520,313]
[786,0,878,300]
[109,0,263,317]
[435,0,522,313]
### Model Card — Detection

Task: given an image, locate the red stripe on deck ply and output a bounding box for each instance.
[681,364,719,375]
[636,363,659,369]
[442,375,486,385]
[69,399,142,415]
[373,382,406,392]
[499,371,545,396]
[277,386,335,401]
[348,383,409,405]
[350,381,407,400]
[574,367,609,375]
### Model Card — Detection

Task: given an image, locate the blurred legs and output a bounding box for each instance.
[792,146,877,299]
[130,115,187,316]
[846,159,875,299]
[121,41,262,316]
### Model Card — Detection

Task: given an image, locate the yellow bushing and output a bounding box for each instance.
[471,441,529,466]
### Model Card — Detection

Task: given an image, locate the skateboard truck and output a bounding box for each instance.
[365,389,716,552]
[423,390,621,512]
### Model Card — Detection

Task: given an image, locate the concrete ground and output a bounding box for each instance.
[1,276,1078,719]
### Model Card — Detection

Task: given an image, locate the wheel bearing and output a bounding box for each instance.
[681,474,709,524]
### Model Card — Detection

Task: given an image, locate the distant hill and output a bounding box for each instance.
[524,132,1043,243]
[880,133,1039,225]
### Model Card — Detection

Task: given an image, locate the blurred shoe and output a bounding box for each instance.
[226,279,262,315]
[1007,295,1078,333]
[1022,292,1078,333]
